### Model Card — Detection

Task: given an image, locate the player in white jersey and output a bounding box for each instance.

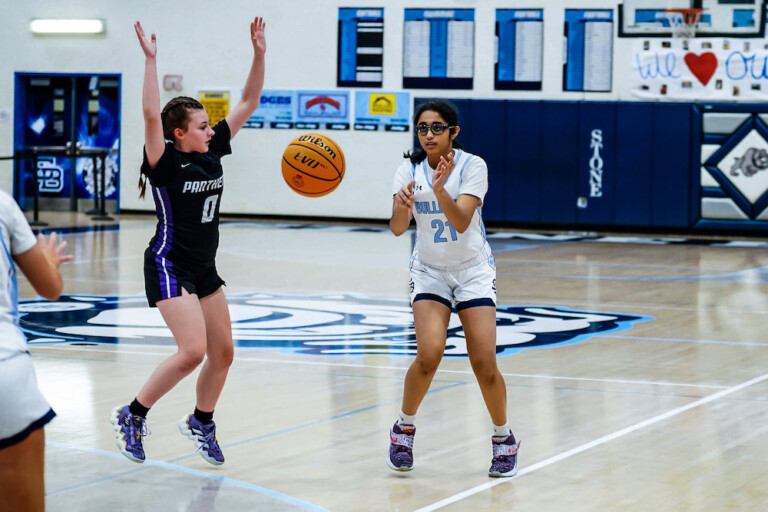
[0,189,72,512]
[386,100,519,477]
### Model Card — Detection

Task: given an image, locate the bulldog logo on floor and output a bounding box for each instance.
[18,293,651,356]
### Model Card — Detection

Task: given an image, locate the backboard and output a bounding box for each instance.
[619,0,765,37]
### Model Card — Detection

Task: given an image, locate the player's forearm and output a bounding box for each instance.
[239,53,265,111]
[435,189,471,233]
[142,57,161,120]
[390,207,412,236]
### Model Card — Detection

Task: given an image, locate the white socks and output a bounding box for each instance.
[397,410,416,426]
[396,413,508,436]
[493,422,510,437]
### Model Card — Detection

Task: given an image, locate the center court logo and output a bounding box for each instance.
[18,293,651,356]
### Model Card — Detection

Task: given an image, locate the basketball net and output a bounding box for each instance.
[663,8,702,41]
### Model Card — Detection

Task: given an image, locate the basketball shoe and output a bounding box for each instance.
[386,422,415,471]
[179,414,225,465]
[109,405,150,463]
[489,431,520,477]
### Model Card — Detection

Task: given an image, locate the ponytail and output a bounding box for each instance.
[138,174,147,199]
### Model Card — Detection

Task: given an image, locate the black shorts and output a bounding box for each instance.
[144,248,225,307]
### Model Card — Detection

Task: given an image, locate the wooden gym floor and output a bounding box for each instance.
[16,212,768,511]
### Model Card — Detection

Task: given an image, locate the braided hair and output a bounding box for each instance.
[138,96,206,198]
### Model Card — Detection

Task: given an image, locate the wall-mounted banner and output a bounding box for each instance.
[197,90,230,126]
[353,91,410,132]
[296,90,350,130]
[338,8,384,88]
[633,39,768,100]
[246,89,295,129]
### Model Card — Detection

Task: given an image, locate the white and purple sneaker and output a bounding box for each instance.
[386,422,415,471]
[489,432,520,477]
[109,405,150,463]
[179,414,225,465]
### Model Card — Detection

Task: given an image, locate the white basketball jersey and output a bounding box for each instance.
[392,149,491,268]
[0,189,38,359]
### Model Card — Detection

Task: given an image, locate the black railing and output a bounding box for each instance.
[1,144,117,225]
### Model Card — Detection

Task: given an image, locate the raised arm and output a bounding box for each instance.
[226,17,267,138]
[14,233,73,301]
[135,22,165,168]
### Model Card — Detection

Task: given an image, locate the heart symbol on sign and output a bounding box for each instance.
[684,52,718,86]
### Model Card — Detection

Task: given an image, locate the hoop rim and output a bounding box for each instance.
[663,7,704,22]
[662,7,702,38]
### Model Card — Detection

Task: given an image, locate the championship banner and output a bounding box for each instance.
[632,38,768,100]
[197,90,230,125]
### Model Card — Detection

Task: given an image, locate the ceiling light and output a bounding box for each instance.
[30,19,105,35]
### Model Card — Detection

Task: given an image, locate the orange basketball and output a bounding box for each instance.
[281,133,345,197]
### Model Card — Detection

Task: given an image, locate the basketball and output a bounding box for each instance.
[281,133,345,197]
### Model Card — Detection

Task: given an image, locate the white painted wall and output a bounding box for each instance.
[0,1,662,220]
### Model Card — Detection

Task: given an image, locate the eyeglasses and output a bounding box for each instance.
[415,122,454,136]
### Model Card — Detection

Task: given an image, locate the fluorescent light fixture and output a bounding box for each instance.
[30,19,105,35]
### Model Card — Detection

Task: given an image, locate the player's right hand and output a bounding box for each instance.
[394,180,415,211]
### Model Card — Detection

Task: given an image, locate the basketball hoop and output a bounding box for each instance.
[663,8,702,40]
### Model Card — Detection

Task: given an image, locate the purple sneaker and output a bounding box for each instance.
[179,414,225,465]
[109,405,150,463]
[489,432,520,477]
[386,422,415,471]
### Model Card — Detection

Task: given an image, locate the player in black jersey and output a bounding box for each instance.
[110,17,267,465]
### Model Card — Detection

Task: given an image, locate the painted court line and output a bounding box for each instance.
[606,334,768,347]
[32,345,729,390]
[45,443,328,511]
[413,371,768,512]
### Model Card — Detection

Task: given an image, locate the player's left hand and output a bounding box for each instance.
[38,232,73,269]
[433,150,455,194]
[251,17,267,55]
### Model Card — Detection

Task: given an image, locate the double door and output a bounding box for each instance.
[14,73,121,211]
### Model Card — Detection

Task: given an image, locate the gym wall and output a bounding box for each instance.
[2,1,767,232]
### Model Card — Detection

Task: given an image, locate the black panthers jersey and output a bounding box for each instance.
[141,119,231,267]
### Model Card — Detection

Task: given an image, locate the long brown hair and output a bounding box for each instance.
[138,96,206,198]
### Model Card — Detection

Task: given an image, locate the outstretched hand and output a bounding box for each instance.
[134,21,157,58]
[251,17,267,55]
[38,233,73,269]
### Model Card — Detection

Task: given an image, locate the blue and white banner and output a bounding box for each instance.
[245,89,295,129]
[353,91,410,132]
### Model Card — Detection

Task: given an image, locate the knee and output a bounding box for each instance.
[208,342,234,368]
[414,353,442,376]
[470,358,499,385]
[177,346,206,371]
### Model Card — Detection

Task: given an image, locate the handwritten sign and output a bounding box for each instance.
[633,39,768,100]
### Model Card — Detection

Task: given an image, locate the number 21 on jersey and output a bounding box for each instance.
[431,219,457,243]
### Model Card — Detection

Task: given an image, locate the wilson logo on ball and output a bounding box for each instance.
[281,133,345,197]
